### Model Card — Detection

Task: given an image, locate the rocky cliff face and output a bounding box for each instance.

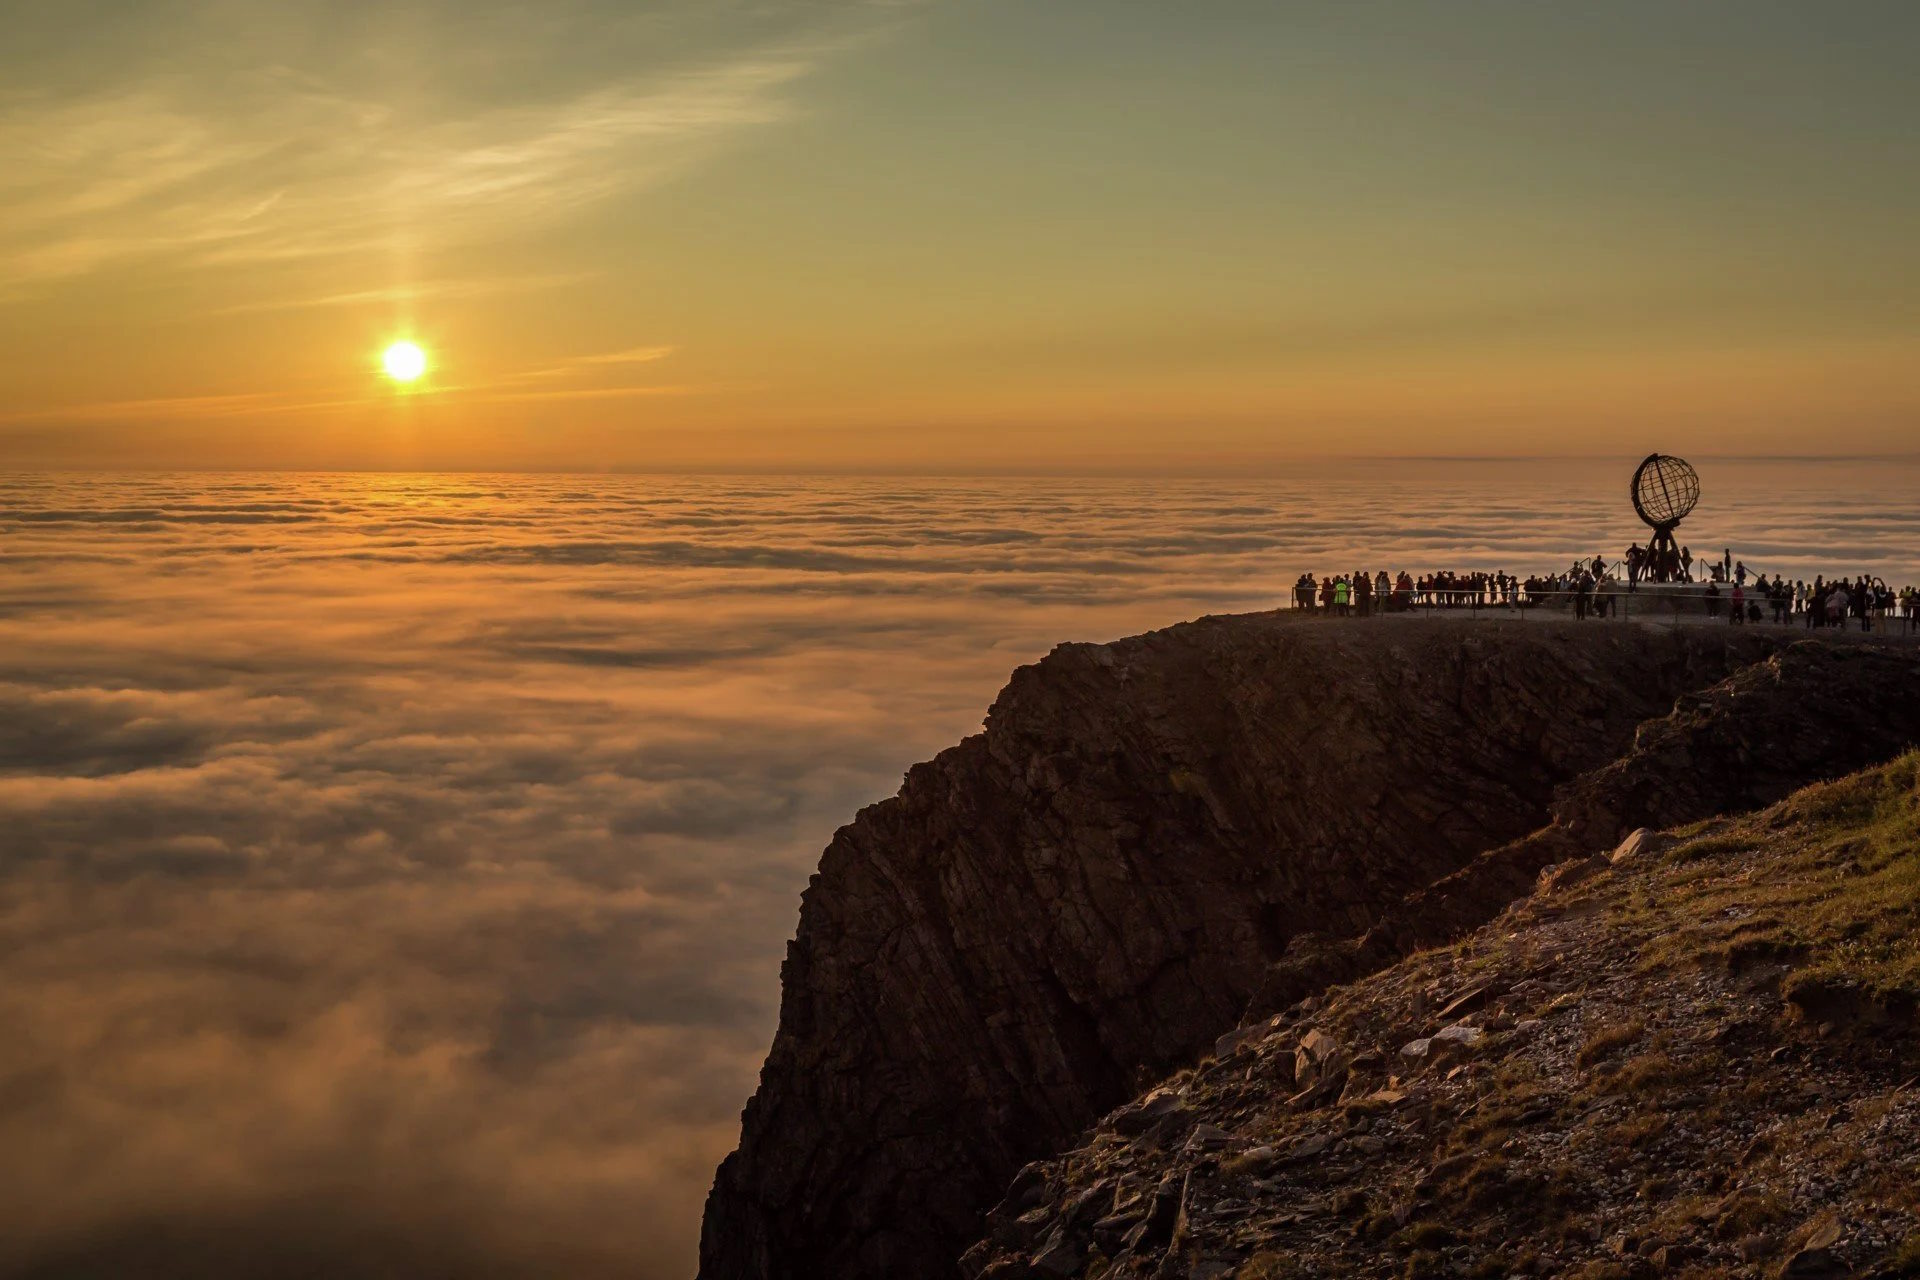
[960,753,1920,1280]
[1243,640,1920,1021]
[699,616,1828,1280]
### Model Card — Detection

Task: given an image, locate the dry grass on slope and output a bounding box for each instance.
[965,754,1920,1280]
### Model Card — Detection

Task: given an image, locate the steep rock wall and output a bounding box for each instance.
[1245,639,1920,1020]
[699,616,1792,1280]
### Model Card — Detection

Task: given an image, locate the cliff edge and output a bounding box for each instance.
[701,615,1904,1280]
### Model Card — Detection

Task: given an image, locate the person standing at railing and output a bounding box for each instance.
[1730,582,1745,624]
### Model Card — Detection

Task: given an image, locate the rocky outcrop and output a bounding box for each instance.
[699,616,1820,1280]
[960,756,1920,1280]
[1243,640,1920,1019]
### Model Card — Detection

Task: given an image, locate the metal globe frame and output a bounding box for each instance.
[1630,454,1700,584]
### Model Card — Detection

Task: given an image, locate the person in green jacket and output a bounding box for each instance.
[1334,576,1351,617]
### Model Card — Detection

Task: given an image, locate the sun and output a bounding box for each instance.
[382,341,428,383]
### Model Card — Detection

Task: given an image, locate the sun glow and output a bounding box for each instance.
[382,342,428,383]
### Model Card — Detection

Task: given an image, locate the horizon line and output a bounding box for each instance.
[5,452,1920,480]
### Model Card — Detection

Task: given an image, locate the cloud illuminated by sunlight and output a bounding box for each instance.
[0,3,911,293]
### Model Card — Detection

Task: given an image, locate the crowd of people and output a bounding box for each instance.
[1290,560,1920,632]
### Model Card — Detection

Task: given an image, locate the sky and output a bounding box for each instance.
[1,0,1916,471]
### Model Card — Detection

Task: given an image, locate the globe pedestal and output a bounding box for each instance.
[1640,524,1684,583]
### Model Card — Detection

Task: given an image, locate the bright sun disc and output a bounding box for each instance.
[382,342,427,382]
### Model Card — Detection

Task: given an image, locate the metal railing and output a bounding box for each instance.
[1286,585,1920,634]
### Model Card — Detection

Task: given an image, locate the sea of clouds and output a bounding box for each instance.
[1,461,1914,1278]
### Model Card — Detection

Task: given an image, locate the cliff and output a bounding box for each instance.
[699,616,1920,1280]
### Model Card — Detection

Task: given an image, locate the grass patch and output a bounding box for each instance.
[1885,1233,1920,1277]
[1711,1189,1792,1239]
[1664,833,1764,865]
[1608,1112,1669,1149]
[1636,756,1920,1021]
[1460,1156,1515,1211]
[1221,1148,1277,1178]
[1238,1252,1297,1280]
[1578,1018,1646,1067]
[1565,1265,1630,1280]
[1392,1222,1456,1253]
[1596,1050,1692,1096]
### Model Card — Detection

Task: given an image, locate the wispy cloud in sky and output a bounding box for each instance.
[0,2,905,291]
[572,346,679,366]
[208,271,595,315]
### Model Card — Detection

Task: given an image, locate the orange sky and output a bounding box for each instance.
[3,1,1917,471]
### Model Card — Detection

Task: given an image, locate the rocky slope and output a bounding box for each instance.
[701,616,1868,1280]
[1244,640,1920,1020]
[961,753,1920,1280]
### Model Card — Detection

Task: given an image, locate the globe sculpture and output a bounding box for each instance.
[1629,453,1700,584]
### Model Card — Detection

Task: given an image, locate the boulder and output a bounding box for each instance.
[1431,1023,1484,1051]
[1611,827,1672,865]
[1031,1234,1084,1278]
[1776,1247,1850,1280]
[1294,1029,1347,1089]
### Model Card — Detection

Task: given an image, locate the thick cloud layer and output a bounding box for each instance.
[0,462,1913,1278]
